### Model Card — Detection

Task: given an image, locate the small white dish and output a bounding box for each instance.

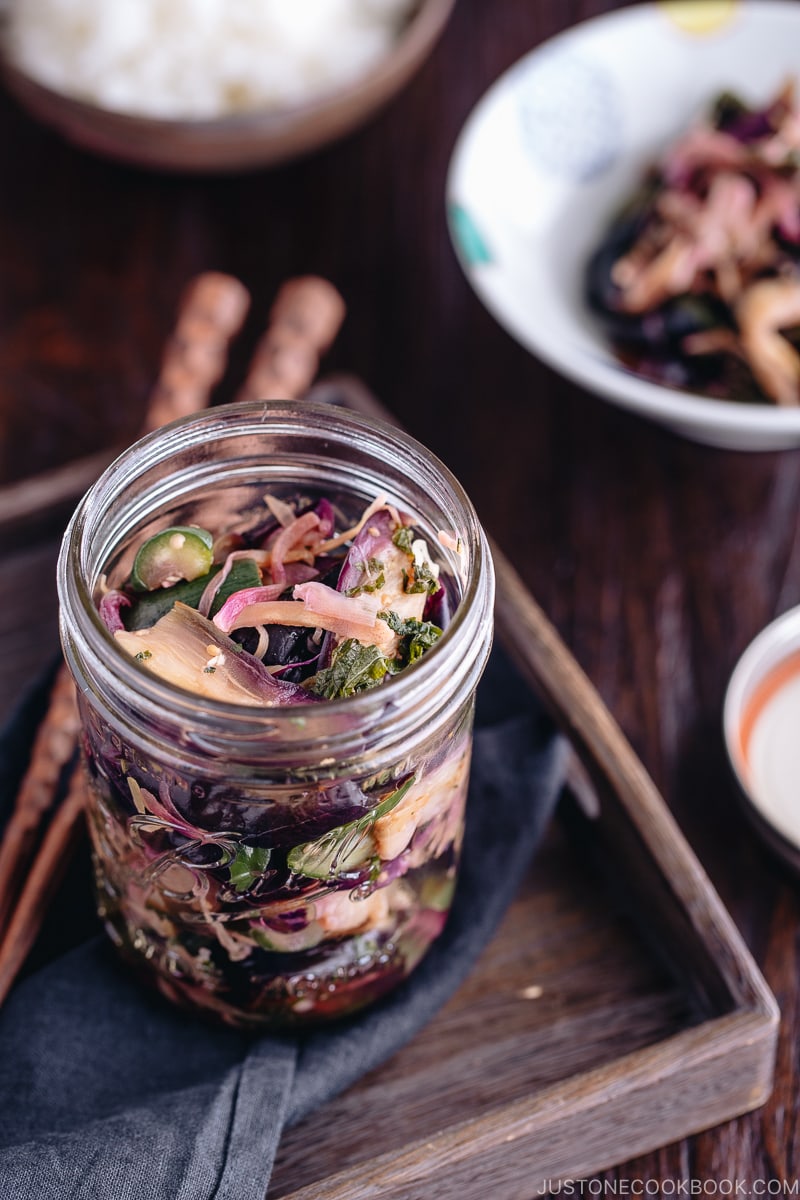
[724,606,800,872]
[446,1,800,451]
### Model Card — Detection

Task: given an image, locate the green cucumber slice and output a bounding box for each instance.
[250,922,326,953]
[130,526,214,592]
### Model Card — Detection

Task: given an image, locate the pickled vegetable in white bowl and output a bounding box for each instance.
[447,1,800,450]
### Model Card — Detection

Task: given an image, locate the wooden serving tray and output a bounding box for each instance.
[271,382,778,1197]
[0,381,778,1197]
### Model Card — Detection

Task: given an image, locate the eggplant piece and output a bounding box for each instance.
[598,294,727,363]
[261,623,322,683]
[116,602,315,706]
[586,175,661,314]
[125,557,262,631]
[185,777,383,848]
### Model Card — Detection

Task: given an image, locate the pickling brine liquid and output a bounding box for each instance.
[83,699,472,1025]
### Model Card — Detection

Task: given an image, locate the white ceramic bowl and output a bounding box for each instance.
[447,1,800,451]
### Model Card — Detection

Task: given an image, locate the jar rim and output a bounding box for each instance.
[58,400,494,758]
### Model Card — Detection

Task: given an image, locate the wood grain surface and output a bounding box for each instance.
[1,0,799,1191]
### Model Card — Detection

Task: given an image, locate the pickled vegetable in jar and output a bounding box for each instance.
[58,401,494,1028]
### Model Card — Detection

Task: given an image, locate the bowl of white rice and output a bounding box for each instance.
[0,0,455,170]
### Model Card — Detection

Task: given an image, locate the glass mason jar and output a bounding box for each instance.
[57,401,494,1028]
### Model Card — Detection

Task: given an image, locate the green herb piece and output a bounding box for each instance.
[287,776,415,880]
[124,557,262,631]
[135,650,152,661]
[392,526,415,553]
[379,611,442,664]
[346,557,385,596]
[228,844,271,893]
[710,89,749,132]
[402,560,438,595]
[310,639,399,699]
[392,526,439,595]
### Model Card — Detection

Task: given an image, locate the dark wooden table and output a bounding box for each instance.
[1,0,797,1190]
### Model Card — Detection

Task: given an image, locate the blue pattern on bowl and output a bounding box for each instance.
[517,51,621,183]
[449,203,493,266]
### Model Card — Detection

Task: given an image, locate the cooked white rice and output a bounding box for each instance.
[5,0,416,119]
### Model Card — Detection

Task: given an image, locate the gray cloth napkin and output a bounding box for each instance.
[0,650,566,1200]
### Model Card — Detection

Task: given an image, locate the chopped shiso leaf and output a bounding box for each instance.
[310,638,399,699]
[392,526,414,553]
[379,611,442,665]
[287,775,415,880]
[130,525,214,592]
[228,844,272,893]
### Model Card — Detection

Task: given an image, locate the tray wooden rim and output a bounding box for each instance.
[277,1009,774,1200]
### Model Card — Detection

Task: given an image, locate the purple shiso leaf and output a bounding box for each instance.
[99,590,132,633]
[335,508,396,594]
[424,582,450,627]
[726,111,774,143]
[260,909,309,934]
[719,89,790,144]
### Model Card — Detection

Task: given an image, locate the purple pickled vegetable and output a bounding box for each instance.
[315,497,336,538]
[335,507,396,595]
[187,777,379,846]
[261,910,309,934]
[318,507,398,669]
[424,583,451,627]
[99,589,132,633]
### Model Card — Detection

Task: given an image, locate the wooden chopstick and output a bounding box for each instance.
[0,667,82,936]
[235,276,346,404]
